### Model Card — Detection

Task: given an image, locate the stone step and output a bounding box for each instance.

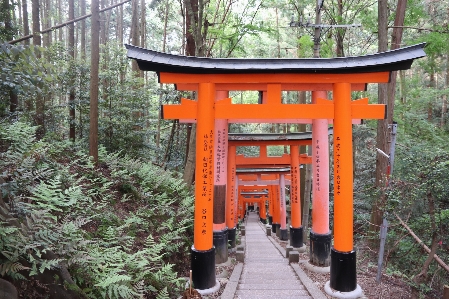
[235,290,312,298]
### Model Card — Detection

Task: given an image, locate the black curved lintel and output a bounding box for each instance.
[125,43,426,75]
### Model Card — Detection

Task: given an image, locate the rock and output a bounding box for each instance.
[0,278,18,299]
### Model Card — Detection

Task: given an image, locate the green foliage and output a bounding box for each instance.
[0,43,53,118]
[0,121,194,298]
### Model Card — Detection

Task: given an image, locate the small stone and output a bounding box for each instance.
[289,250,299,264]
[236,250,245,262]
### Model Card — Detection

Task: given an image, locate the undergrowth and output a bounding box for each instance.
[0,121,194,298]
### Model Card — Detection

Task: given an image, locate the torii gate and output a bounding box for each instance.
[126,43,425,294]
[228,135,314,248]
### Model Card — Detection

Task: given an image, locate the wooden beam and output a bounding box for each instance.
[160,72,391,84]
[175,83,367,91]
[162,98,386,120]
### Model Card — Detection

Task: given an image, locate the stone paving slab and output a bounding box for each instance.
[234,212,313,299]
[238,283,306,290]
[234,290,312,298]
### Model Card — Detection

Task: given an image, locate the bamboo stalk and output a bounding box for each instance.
[394,213,449,273]
[8,0,131,44]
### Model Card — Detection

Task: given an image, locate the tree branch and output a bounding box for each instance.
[8,0,131,44]
[388,25,449,34]
[394,212,449,273]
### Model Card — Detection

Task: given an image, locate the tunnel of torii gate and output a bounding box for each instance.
[228,132,319,248]
[126,43,426,294]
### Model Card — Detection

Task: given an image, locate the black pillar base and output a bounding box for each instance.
[191,246,216,290]
[228,227,236,249]
[271,222,279,233]
[280,229,288,241]
[268,216,273,225]
[309,231,331,267]
[290,226,304,248]
[213,229,228,264]
[260,217,267,224]
[330,248,357,292]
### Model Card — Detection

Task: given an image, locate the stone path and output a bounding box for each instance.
[234,212,313,299]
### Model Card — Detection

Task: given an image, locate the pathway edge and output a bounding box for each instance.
[220,262,243,299]
[291,263,328,299]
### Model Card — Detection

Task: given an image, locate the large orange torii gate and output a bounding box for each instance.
[126,43,426,294]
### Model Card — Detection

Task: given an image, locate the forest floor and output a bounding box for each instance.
[270,233,415,299]
[202,228,419,299]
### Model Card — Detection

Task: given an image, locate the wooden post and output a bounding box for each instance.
[329,82,358,292]
[191,82,216,290]
[213,92,228,263]
[290,145,304,247]
[227,145,237,249]
[279,174,288,240]
[290,145,301,227]
[310,90,331,266]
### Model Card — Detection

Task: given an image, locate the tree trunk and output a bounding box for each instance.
[184,0,197,56]
[43,0,52,46]
[131,0,140,73]
[139,0,145,78]
[23,0,30,45]
[18,0,23,36]
[183,124,196,185]
[58,0,63,42]
[370,0,389,247]
[387,0,407,122]
[69,0,76,141]
[118,1,123,45]
[80,0,86,57]
[443,54,449,128]
[90,0,100,165]
[32,0,45,139]
[336,0,345,57]
[428,65,435,121]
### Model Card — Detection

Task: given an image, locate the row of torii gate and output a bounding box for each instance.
[126,43,425,297]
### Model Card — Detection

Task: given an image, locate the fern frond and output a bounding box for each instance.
[0,261,30,276]
[155,287,170,299]
[95,274,132,288]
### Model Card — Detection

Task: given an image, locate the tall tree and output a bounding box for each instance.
[80,0,86,57]
[32,0,45,138]
[130,0,140,73]
[90,0,100,164]
[182,0,201,185]
[22,0,30,45]
[370,0,407,244]
[370,0,388,247]
[69,0,76,141]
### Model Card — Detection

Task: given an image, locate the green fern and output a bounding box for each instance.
[0,261,30,276]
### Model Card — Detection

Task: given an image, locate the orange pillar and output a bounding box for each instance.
[310,90,332,266]
[213,113,228,263]
[226,145,237,249]
[272,183,281,233]
[260,196,267,223]
[191,82,216,290]
[279,174,288,240]
[235,176,239,226]
[329,82,358,292]
[268,185,274,224]
[290,145,303,247]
